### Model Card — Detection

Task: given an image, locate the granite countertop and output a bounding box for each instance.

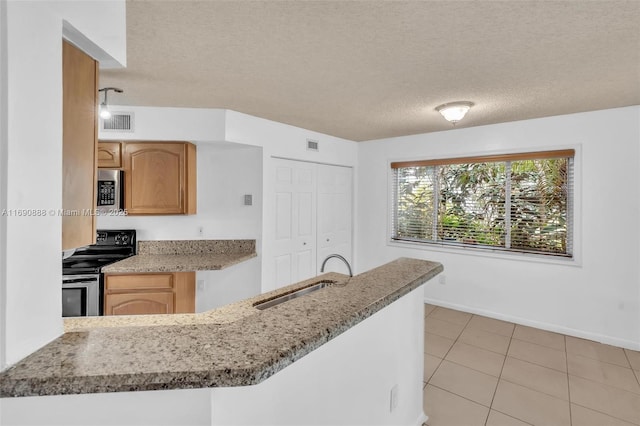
[0,257,443,398]
[102,239,256,273]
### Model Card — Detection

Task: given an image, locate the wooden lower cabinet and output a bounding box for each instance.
[104,272,195,316]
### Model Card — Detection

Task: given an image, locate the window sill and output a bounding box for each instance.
[387,239,581,267]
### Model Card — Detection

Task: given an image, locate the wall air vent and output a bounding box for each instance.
[101,112,134,132]
[307,139,319,152]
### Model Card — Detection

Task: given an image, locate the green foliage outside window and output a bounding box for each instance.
[393,155,572,257]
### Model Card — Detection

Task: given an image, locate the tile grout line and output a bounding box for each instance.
[489,408,535,426]
[484,319,516,426]
[428,314,512,378]
[567,354,640,425]
[511,335,567,353]
[569,400,640,426]
[425,307,470,385]
[567,368,640,390]
[511,332,566,352]
[566,336,635,369]
[565,335,572,426]
[424,305,464,426]
[567,349,635,370]
[427,383,492,410]
[623,349,640,387]
[506,352,567,374]
[497,372,571,402]
[565,357,640,396]
[424,353,444,384]
[427,313,497,426]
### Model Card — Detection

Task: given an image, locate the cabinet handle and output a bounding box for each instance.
[326,238,330,242]
[303,242,307,245]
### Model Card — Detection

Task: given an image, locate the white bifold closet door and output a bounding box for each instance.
[273,159,317,289]
[272,158,353,290]
[317,164,353,276]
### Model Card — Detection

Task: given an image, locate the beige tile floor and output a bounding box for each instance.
[423,304,640,426]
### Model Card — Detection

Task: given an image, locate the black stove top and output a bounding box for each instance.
[63,230,136,275]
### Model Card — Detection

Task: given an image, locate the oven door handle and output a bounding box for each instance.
[62,276,99,285]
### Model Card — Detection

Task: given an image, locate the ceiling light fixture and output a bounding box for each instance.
[435,101,474,124]
[98,87,123,120]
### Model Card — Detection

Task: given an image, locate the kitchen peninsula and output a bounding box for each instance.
[98,239,257,316]
[0,258,442,426]
[102,239,257,273]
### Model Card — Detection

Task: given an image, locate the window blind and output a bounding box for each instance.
[391,150,574,257]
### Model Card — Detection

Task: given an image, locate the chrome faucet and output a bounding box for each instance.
[320,254,353,277]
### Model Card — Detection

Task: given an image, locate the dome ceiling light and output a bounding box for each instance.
[435,101,474,124]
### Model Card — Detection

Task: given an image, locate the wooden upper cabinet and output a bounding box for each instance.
[62,41,97,250]
[123,142,196,215]
[97,142,122,168]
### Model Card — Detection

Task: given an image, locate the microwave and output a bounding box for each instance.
[97,169,124,213]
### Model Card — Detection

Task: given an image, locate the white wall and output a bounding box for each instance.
[99,106,225,142]
[97,142,262,241]
[224,110,359,292]
[1,387,212,426]
[0,0,8,370]
[1,0,125,367]
[195,258,261,312]
[59,0,126,69]
[357,106,640,349]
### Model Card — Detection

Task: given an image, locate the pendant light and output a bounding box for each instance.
[98,87,123,120]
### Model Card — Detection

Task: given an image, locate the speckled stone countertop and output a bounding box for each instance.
[102,240,256,273]
[0,257,442,398]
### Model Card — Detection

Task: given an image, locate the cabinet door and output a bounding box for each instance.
[123,142,196,214]
[103,272,195,316]
[105,292,174,315]
[174,272,196,313]
[97,142,122,168]
[62,41,97,249]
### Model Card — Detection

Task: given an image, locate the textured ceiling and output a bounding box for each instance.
[100,0,640,141]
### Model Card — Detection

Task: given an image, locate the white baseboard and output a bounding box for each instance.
[424,297,640,351]
[414,412,428,426]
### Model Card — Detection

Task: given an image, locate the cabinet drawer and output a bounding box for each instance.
[97,142,122,168]
[105,273,174,291]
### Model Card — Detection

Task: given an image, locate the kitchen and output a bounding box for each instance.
[1,1,640,425]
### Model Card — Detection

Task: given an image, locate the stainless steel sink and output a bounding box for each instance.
[253,280,336,310]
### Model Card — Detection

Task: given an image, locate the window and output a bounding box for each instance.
[390,150,574,257]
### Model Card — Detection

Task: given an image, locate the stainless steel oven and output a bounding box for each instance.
[97,169,124,213]
[62,230,136,317]
[62,274,100,317]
